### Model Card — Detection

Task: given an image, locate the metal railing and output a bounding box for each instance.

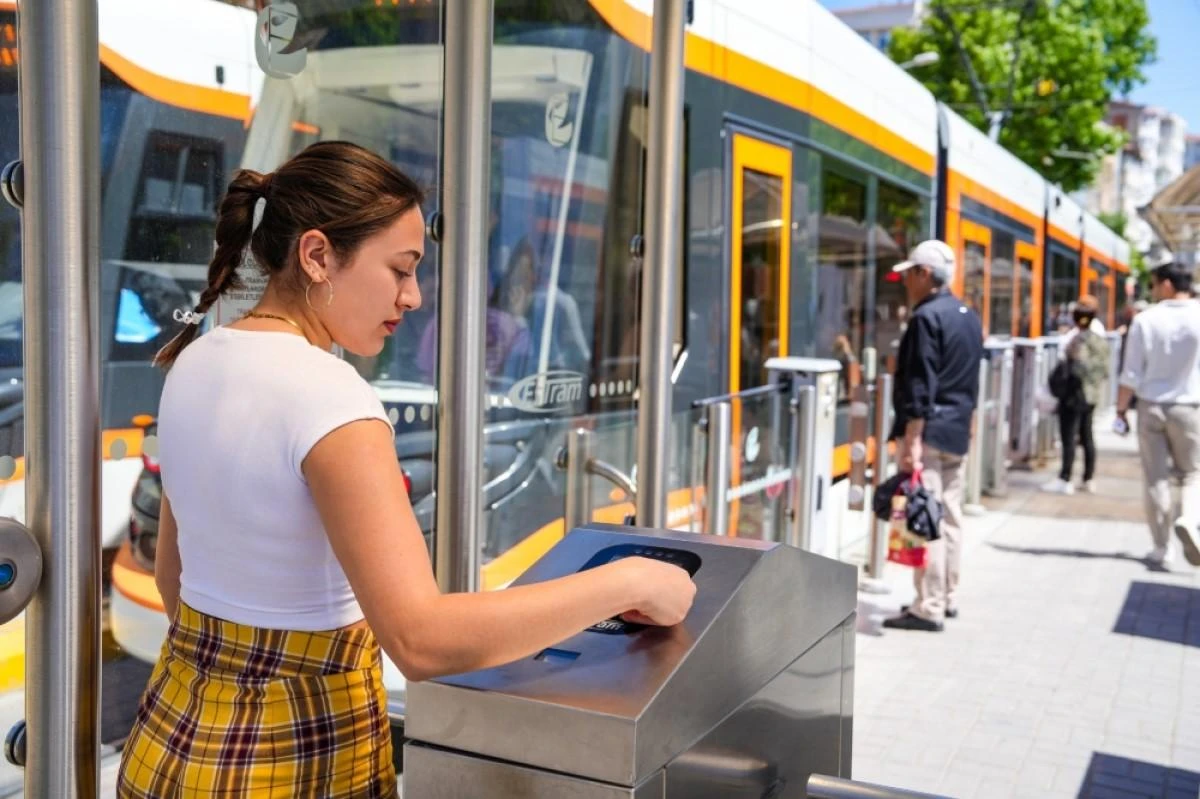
[557,428,639,533]
[807,774,954,799]
[863,372,893,587]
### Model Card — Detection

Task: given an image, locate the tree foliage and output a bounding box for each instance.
[888,0,1156,192]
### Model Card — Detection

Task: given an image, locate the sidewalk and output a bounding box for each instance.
[851,414,1200,798]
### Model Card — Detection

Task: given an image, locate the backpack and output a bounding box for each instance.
[1047,359,1083,406]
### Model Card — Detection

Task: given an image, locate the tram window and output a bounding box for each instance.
[1017,255,1034,337]
[989,231,1015,337]
[875,182,926,361]
[737,168,785,390]
[817,167,868,398]
[1047,250,1079,333]
[124,133,223,265]
[961,241,987,320]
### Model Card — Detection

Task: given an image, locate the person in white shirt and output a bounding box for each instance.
[1116,262,1200,569]
[117,141,696,796]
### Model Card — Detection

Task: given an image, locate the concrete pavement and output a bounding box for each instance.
[851,414,1200,798]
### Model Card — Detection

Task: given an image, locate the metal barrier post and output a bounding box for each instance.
[11,0,104,792]
[703,402,732,536]
[791,385,818,551]
[1106,330,1122,410]
[979,342,1013,498]
[1008,338,1042,469]
[963,358,988,515]
[1037,336,1061,462]
[562,428,594,533]
[846,383,870,512]
[862,373,892,591]
[766,357,842,556]
[436,0,494,593]
[634,0,686,528]
[985,344,1014,497]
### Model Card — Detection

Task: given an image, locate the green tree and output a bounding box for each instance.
[889,0,1156,191]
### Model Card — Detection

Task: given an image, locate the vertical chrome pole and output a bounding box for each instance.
[964,358,988,510]
[865,374,892,583]
[789,385,817,551]
[563,428,594,533]
[435,0,492,592]
[19,0,102,794]
[987,348,1013,497]
[704,402,731,536]
[634,0,686,528]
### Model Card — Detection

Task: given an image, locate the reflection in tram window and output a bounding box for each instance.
[124,134,224,265]
[817,166,868,397]
[962,241,987,318]
[1048,249,1080,332]
[1092,260,1112,330]
[1017,255,1034,337]
[738,169,784,391]
[110,268,203,363]
[988,231,1015,338]
[874,182,927,363]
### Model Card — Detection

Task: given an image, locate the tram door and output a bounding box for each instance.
[960,220,992,332]
[726,132,792,536]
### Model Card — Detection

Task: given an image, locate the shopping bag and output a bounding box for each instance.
[885,473,929,568]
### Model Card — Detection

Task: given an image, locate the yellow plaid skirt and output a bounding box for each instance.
[117,602,397,798]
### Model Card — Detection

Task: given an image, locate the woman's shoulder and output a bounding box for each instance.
[175,328,376,402]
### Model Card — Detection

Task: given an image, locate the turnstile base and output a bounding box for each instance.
[404,743,664,798]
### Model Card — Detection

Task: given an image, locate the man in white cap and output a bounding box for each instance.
[884,240,984,632]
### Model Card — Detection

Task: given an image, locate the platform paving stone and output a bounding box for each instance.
[851,414,1200,798]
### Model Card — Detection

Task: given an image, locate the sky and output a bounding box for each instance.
[816,0,1200,132]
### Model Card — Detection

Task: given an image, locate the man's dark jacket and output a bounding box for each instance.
[889,290,984,457]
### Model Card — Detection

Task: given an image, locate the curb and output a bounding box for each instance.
[0,615,23,695]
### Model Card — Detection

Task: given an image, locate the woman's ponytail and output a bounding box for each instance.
[153,170,271,368]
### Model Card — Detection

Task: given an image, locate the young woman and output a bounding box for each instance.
[117,141,696,797]
[1043,296,1112,496]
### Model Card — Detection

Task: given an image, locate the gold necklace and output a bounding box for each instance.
[243,311,309,341]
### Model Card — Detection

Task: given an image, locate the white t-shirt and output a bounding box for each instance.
[158,326,392,630]
[1119,298,1200,405]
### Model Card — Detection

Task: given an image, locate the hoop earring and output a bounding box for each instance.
[304,279,334,311]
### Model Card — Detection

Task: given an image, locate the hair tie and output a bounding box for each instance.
[174,309,205,326]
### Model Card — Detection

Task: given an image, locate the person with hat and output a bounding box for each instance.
[1042,296,1111,495]
[883,240,984,632]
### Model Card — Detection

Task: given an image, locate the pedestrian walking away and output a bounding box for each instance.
[1116,261,1200,570]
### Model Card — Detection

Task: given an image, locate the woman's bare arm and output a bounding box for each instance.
[304,419,695,682]
[153,493,181,621]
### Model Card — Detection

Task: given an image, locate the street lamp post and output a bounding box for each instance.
[899,51,940,70]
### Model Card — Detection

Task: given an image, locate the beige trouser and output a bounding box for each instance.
[1136,402,1200,549]
[910,446,966,623]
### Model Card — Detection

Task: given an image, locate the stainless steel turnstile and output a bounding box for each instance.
[1010,338,1048,468]
[404,523,858,798]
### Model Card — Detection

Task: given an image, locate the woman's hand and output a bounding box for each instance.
[617,557,697,626]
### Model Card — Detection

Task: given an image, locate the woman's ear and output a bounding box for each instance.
[297,229,334,283]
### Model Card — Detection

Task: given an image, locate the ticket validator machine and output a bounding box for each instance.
[404,523,858,798]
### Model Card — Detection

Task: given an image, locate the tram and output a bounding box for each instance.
[0,0,1130,766]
